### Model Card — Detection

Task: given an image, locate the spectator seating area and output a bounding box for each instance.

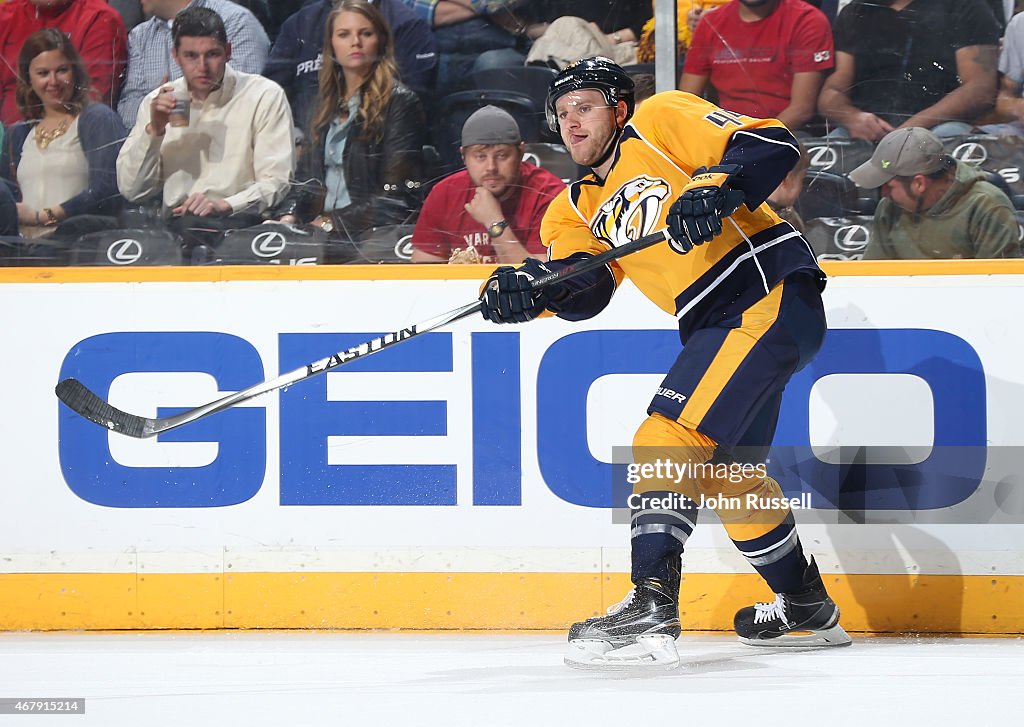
[3,0,1023,266]
[6,130,1024,266]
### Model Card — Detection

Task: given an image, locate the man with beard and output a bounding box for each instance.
[851,127,1020,259]
[819,0,1000,140]
[410,105,564,264]
[680,0,833,134]
[478,57,849,669]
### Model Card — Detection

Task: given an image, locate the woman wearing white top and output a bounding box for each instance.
[4,29,126,238]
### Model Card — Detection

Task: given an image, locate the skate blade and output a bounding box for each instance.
[564,634,681,671]
[738,624,852,648]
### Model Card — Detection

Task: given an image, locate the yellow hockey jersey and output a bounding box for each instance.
[541,91,821,337]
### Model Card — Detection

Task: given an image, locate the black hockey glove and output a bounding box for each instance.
[666,164,746,254]
[480,258,558,324]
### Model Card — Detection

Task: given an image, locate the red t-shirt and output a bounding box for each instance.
[412,161,565,262]
[683,0,833,119]
[0,0,127,125]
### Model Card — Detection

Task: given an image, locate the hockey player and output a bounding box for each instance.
[479,57,850,669]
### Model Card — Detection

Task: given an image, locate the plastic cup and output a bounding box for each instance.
[169,89,191,128]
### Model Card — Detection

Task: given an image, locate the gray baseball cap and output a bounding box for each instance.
[461,105,522,147]
[848,127,947,189]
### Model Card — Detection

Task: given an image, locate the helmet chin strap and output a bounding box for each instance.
[590,122,624,172]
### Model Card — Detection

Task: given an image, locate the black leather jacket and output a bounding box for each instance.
[279,81,426,241]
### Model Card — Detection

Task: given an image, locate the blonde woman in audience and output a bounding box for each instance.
[276,0,425,262]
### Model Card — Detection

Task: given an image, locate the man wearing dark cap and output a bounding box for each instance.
[410,105,565,263]
[850,127,1020,259]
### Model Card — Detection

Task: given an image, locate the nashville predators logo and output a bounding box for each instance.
[591,175,671,247]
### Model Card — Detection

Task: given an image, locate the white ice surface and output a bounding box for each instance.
[1,631,1021,726]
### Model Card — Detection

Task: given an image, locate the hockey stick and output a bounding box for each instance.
[56,228,669,438]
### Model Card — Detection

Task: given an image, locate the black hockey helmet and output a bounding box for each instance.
[545,56,636,133]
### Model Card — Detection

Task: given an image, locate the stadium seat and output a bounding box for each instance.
[215,223,327,265]
[802,137,876,178]
[421,144,445,192]
[620,63,655,76]
[943,134,1024,199]
[472,65,557,117]
[803,215,875,261]
[434,89,545,174]
[0,235,71,266]
[356,224,416,264]
[801,137,880,214]
[521,142,582,184]
[795,169,859,221]
[69,228,184,266]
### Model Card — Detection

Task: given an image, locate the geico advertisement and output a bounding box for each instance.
[3,275,1023,555]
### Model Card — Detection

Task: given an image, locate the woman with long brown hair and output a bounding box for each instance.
[3,28,125,236]
[277,0,425,262]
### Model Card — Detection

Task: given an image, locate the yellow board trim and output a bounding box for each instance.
[3,259,1024,284]
[1,572,1021,634]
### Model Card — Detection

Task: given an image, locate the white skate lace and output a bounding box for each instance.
[606,589,635,615]
[752,594,788,625]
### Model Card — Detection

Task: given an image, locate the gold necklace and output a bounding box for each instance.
[35,118,70,150]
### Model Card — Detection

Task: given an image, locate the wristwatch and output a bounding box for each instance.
[487,219,509,238]
[315,215,334,233]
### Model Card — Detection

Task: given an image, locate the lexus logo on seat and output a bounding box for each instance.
[807,145,838,171]
[251,231,287,258]
[952,142,988,165]
[107,238,143,265]
[395,233,414,260]
[833,225,870,252]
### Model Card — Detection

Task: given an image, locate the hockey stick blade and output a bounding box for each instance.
[56,229,669,438]
[56,378,153,438]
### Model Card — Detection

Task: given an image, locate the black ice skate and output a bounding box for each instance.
[564,579,682,670]
[734,557,852,647]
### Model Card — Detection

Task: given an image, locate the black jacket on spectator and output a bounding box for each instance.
[279,82,426,245]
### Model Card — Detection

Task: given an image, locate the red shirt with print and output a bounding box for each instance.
[412,161,565,262]
[0,0,127,125]
[683,0,833,119]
